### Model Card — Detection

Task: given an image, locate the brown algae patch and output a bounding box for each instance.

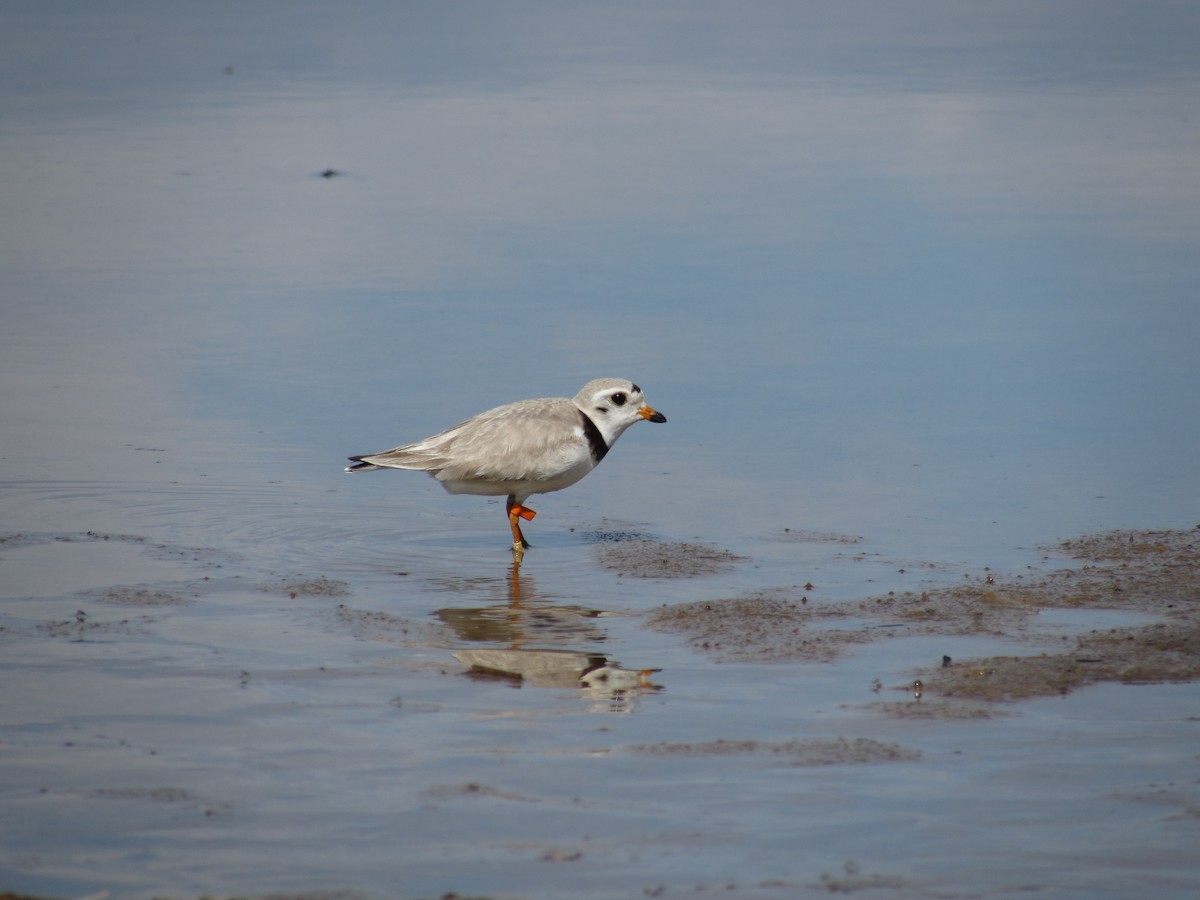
[916,527,1200,701]
[650,527,1200,701]
[90,786,196,803]
[333,604,412,636]
[646,590,871,662]
[1059,527,1198,564]
[923,618,1200,702]
[812,862,910,894]
[596,538,744,578]
[93,586,193,607]
[34,610,150,639]
[627,737,920,765]
[265,576,351,598]
[775,528,863,544]
[866,699,1007,720]
[331,603,448,647]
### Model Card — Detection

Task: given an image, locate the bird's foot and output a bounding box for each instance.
[511,504,537,521]
[506,499,535,559]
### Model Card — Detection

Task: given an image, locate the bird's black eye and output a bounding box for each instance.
[611,392,627,406]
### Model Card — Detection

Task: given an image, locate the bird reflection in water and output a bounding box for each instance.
[434,563,661,701]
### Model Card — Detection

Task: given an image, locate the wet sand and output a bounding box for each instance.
[3,525,1199,898]
[649,526,1200,705]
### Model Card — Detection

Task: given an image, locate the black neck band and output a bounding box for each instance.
[579,410,609,463]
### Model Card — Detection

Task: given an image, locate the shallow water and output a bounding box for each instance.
[3,3,1200,898]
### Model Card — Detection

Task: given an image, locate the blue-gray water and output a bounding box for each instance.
[2,3,1199,898]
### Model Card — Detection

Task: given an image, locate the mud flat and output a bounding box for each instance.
[649,527,1200,702]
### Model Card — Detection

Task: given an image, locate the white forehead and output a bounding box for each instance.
[576,377,640,401]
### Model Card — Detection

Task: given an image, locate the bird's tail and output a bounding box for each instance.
[345,457,385,473]
[344,444,449,473]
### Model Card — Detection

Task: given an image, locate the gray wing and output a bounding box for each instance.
[349,398,585,481]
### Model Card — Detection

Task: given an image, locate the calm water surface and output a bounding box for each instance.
[2,3,1199,898]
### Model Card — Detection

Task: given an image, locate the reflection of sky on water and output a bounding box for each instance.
[3,7,1200,898]
[2,1,1198,557]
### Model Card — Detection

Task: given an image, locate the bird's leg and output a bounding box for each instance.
[506,497,536,557]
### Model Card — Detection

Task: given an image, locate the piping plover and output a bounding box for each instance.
[345,378,666,558]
